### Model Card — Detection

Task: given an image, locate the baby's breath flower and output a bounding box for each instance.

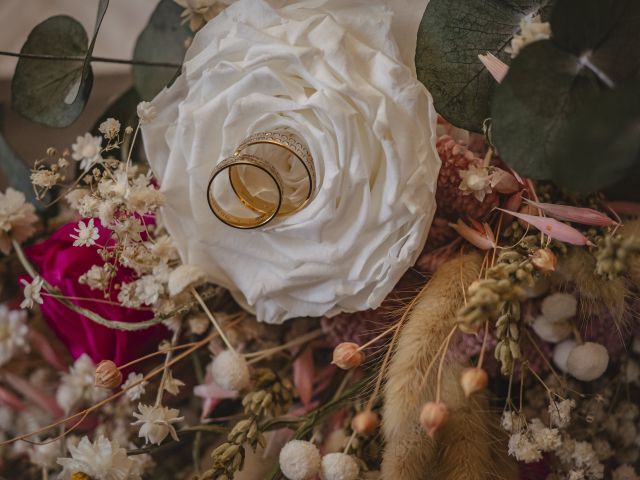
[132,403,183,445]
[507,15,551,58]
[98,117,121,140]
[163,370,185,396]
[121,372,148,401]
[56,354,108,412]
[549,399,575,428]
[175,0,229,31]
[79,265,112,291]
[31,169,60,188]
[0,187,38,254]
[20,276,44,310]
[136,101,157,124]
[71,218,100,247]
[71,133,103,171]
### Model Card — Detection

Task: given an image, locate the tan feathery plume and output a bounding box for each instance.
[380,253,516,480]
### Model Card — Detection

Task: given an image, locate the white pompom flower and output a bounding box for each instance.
[540,292,577,323]
[167,264,207,297]
[279,440,321,480]
[532,315,572,343]
[566,342,609,382]
[553,339,577,373]
[321,453,360,480]
[210,350,250,391]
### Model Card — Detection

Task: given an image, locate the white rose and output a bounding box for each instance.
[142,0,439,323]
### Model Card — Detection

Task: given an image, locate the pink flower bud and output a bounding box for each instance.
[94,360,123,389]
[332,342,364,370]
[531,248,557,273]
[420,401,449,438]
[460,367,488,397]
[351,410,380,437]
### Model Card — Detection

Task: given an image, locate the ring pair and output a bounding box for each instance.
[207,131,315,229]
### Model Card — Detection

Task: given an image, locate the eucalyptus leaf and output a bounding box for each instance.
[11,1,109,128]
[415,0,552,132]
[0,131,43,208]
[11,16,93,128]
[133,0,190,100]
[491,0,640,192]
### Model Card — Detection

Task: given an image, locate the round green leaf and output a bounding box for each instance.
[415,0,552,132]
[11,16,93,128]
[133,0,191,100]
[491,40,603,180]
[492,0,640,193]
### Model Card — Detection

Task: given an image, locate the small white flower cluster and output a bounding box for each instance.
[505,414,561,463]
[555,437,605,480]
[131,403,183,445]
[0,187,38,254]
[56,354,109,412]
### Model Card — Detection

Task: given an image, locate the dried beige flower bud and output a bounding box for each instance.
[94,360,122,389]
[531,248,557,273]
[351,410,379,437]
[460,367,488,397]
[419,401,449,438]
[331,342,364,370]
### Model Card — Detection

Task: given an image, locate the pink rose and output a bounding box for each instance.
[25,220,167,366]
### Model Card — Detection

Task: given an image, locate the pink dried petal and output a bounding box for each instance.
[293,347,314,408]
[28,328,66,371]
[4,372,63,417]
[0,386,26,411]
[497,208,593,246]
[450,219,496,250]
[478,53,509,83]
[505,191,523,212]
[604,201,640,217]
[524,199,617,226]
[490,168,520,194]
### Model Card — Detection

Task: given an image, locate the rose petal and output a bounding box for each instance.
[497,209,593,246]
[524,200,617,227]
[450,220,496,250]
[478,53,508,83]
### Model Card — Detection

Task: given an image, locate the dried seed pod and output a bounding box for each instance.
[460,368,488,397]
[351,410,380,437]
[419,401,449,438]
[332,342,365,370]
[94,360,122,389]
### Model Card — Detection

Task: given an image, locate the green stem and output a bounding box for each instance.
[0,50,181,69]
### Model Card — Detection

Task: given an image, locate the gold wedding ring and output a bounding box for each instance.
[207,154,284,229]
[208,131,315,229]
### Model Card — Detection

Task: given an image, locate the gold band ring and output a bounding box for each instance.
[207,154,284,229]
[229,131,315,216]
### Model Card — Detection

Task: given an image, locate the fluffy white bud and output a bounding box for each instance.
[279,440,321,480]
[168,264,206,297]
[532,316,572,343]
[567,342,609,381]
[553,339,577,373]
[211,350,250,391]
[540,293,577,323]
[320,453,360,480]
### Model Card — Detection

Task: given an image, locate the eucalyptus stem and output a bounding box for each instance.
[0,50,181,69]
[12,238,220,331]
